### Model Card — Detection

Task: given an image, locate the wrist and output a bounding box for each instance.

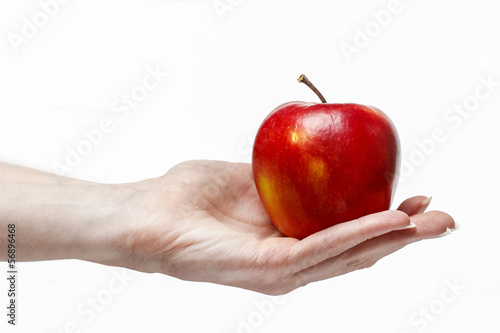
[69,183,139,266]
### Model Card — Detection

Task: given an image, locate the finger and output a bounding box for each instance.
[292,210,456,286]
[289,210,412,272]
[408,210,458,237]
[397,196,432,216]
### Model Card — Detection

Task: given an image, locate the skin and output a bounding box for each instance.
[0,160,456,295]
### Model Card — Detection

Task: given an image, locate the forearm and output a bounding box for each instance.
[0,163,132,265]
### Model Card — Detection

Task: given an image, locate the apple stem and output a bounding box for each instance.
[297,74,327,103]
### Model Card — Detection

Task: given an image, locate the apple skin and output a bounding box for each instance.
[252,101,401,239]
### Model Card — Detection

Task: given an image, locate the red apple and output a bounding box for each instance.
[252,75,400,239]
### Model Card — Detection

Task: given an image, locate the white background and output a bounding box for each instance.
[1,0,499,332]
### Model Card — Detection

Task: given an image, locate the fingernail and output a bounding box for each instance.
[395,221,417,230]
[435,228,452,238]
[451,223,460,231]
[418,196,433,214]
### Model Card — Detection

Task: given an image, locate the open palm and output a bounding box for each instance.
[123,160,456,295]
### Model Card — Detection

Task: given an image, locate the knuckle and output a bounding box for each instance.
[356,215,370,239]
[340,254,378,272]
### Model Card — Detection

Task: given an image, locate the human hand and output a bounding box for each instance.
[113,160,457,295]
